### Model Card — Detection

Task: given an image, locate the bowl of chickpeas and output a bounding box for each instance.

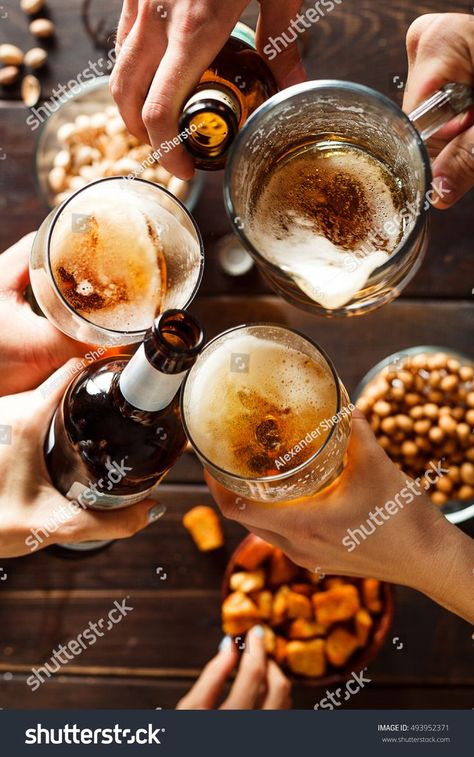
[35,76,204,211]
[354,347,474,524]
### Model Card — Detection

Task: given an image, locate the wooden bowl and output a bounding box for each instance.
[222,534,394,687]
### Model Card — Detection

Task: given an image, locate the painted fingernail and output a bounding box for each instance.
[147,504,167,523]
[251,625,265,638]
[218,635,232,652]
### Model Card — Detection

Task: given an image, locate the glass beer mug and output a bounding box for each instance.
[224,80,474,317]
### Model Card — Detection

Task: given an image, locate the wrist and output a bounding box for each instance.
[408,512,474,623]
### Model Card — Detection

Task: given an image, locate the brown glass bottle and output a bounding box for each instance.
[179,22,278,170]
[45,310,204,550]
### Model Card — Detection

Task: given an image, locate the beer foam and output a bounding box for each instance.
[250,145,405,310]
[185,333,338,478]
[50,181,197,332]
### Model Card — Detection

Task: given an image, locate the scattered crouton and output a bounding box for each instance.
[182,506,224,551]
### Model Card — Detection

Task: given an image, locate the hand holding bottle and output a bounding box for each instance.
[110,0,307,179]
[403,13,474,208]
[0,362,165,559]
[206,410,474,624]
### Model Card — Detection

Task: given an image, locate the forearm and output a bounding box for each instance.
[410,516,474,624]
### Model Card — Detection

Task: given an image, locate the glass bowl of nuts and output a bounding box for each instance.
[354,347,474,524]
[34,76,204,211]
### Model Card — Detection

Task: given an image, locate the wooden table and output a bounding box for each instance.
[0,0,473,709]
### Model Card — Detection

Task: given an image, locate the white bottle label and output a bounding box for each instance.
[119,343,187,412]
[65,480,155,511]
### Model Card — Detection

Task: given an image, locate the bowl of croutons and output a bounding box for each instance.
[354,347,474,525]
[222,535,394,684]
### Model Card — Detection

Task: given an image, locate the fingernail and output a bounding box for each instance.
[147,504,166,523]
[431,176,455,207]
[218,635,232,652]
[250,625,265,639]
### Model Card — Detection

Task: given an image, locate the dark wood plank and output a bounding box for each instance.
[0,676,472,710]
[187,297,474,395]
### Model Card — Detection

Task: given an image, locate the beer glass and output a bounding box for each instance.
[181,324,352,501]
[224,80,474,317]
[30,176,204,346]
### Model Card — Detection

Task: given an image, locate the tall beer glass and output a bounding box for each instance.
[181,324,352,501]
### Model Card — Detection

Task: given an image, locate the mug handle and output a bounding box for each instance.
[408,82,474,141]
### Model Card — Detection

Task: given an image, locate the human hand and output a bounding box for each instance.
[205,410,474,623]
[176,626,291,709]
[0,361,165,558]
[110,0,306,179]
[403,13,474,208]
[0,233,90,396]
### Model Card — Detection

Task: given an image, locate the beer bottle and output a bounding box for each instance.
[45,309,204,551]
[179,22,278,170]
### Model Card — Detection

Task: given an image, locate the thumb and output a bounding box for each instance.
[52,494,166,544]
[257,0,307,88]
[430,125,474,209]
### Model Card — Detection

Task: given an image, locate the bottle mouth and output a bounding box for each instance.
[153,309,205,367]
[180,100,239,159]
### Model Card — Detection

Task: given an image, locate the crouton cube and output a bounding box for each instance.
[272,585,291,625]
[312,584,360,626]
[252,590,273,621]
[182,506,224,551]
[229,570,265,594]
[288,619,327,639]
[290,583,313,596]
[326,627,359,667]
[287,590,312,620]
[275,636,288,665]
[324,578,346,589]
[268,549,299,585]
[355,609,373,647]
[222,591,260,635]
[286,639,326,677]
[236,537,274,570]
[362,579,383,613]
[262,625,276,655]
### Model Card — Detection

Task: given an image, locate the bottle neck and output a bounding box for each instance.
[181,85,240,160]
[119,309,204,412]
[119,344,188,412]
